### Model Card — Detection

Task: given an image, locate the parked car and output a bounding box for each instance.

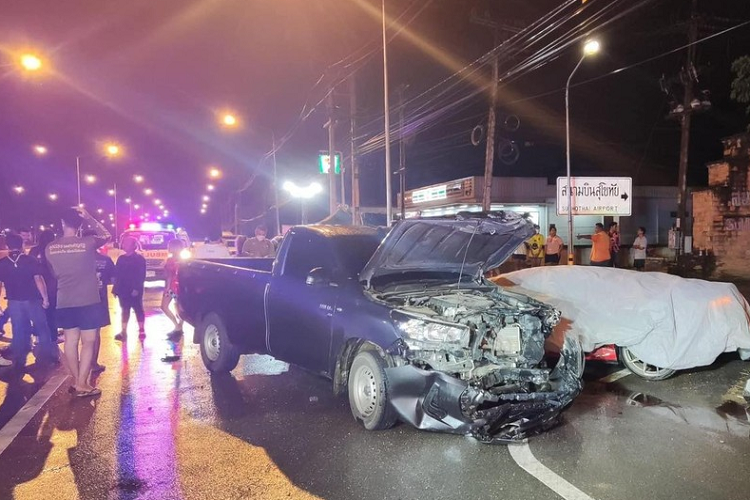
[178,213,584,442]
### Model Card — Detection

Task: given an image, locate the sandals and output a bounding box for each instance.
[75,387,102,398]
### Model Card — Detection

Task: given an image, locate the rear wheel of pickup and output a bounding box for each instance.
[348,350,397,431]
[618,346,675,381]
[199,312,240,373]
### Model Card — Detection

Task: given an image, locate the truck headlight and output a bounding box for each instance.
[391,311,470,348]
[179,248,192,260]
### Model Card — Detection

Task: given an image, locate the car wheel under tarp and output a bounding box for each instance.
[348,350,397,431]
[619,346,676,381]
[199,312,240,373]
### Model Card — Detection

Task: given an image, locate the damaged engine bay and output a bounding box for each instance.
[379,284,584,443]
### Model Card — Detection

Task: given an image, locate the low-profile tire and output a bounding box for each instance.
[618,346,676,381]
[348,350,398,430]
[198,312,240,373]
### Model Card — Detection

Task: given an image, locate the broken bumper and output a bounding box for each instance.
[385,337,584,443]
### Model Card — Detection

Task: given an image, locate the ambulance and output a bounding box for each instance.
[118,222,190,280]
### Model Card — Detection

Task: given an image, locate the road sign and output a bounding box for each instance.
[556,176,632,216]
[318,152,341,174]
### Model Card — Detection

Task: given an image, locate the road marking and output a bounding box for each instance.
[597,368,631,384]
[509,442,597,500]
[0,373,68,456]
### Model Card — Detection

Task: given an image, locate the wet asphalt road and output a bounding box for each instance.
[0,284,748,500]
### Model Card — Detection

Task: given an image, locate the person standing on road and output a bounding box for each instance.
[577,223,611,267]
[544,225,565,266]
[633,226,648,271]
[0,233,57,369]
[82,230,115,372]
[46,208,111,397]
[608,222,620,267]
[162,239,184,338]
[193,229,231,259]
[526,225,545,268]
[113,237,147,341]
[29,229,60,344]
[242,225,276,258]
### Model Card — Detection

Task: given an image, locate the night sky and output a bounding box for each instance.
[1,0,748,237]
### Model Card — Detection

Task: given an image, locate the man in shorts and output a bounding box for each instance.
[45,208,111,397]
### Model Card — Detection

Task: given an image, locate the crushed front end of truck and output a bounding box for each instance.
[382,287,584,443]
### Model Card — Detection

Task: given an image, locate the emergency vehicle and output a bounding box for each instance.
[118,222,190,280]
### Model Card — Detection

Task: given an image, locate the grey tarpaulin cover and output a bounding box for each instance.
[498,267,750,370]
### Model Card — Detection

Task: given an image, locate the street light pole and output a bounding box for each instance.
[565,55,585,265]
[382,0,393,227]
[113,183,118,241]
[271,132,281,236]
[76,156,82,207]
[564,39,600,265]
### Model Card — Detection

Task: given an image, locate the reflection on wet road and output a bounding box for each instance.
[0,285,748,500]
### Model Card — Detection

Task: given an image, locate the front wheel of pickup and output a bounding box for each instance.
[348,350,397,431]
[199,312,240,373]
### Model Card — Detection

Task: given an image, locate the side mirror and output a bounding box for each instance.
[306,267,337,287]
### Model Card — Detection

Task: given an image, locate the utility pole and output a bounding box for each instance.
[350,75,361,225]
[327,89,337,215]
[382,0,393,227]
[675,0,699,253]
[398,85,408,220]
[483,30,500,212]
[271,132,281,236]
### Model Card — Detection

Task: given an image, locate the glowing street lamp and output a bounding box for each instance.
[134,204,140,210]
[153,198,161,205]
[202,195,210,202]
[209,168,221,179]
[85,174,97,184]
[97,208,104,214]
[104,143,121,157]
[13,185,25,194]
[19,53,42,72]
[207,184,215,191]
[34,145,48,156]
[283,181,322,224]
[221,113,238,127]
[124,197,132,204]
[565,38,600,265]
[144,188,153,196]
[108,188,116,196]
[200,208,207,214]
[48,193,58,201]
[133,174,144,183]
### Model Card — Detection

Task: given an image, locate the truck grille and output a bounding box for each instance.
[146,259,164,268]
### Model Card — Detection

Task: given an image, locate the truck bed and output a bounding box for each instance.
[178,257,274,351]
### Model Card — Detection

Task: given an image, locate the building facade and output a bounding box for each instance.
[692,133,750,278]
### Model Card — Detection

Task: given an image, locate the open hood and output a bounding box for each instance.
[360,212,535,290]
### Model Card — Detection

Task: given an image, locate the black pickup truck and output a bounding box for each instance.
[178,213,583,442]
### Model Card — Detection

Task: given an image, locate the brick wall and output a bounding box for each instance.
[692,134,750,278]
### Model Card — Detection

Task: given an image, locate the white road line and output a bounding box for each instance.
[509,442,597,500]
[0,373,68,456]
[597,368,631,384]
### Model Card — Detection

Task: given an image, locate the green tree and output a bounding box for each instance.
[731,55,750,129]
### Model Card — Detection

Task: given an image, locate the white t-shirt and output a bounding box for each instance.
[633,235,647,260]
[193,242,231,259]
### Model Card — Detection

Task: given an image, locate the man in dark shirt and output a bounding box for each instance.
[0,233,58,368]
[113,236,147,341]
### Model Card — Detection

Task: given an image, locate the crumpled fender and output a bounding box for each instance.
[385,336,584,443]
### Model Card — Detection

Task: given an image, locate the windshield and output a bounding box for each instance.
[331,234,382,277]
[122,231,176,250]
